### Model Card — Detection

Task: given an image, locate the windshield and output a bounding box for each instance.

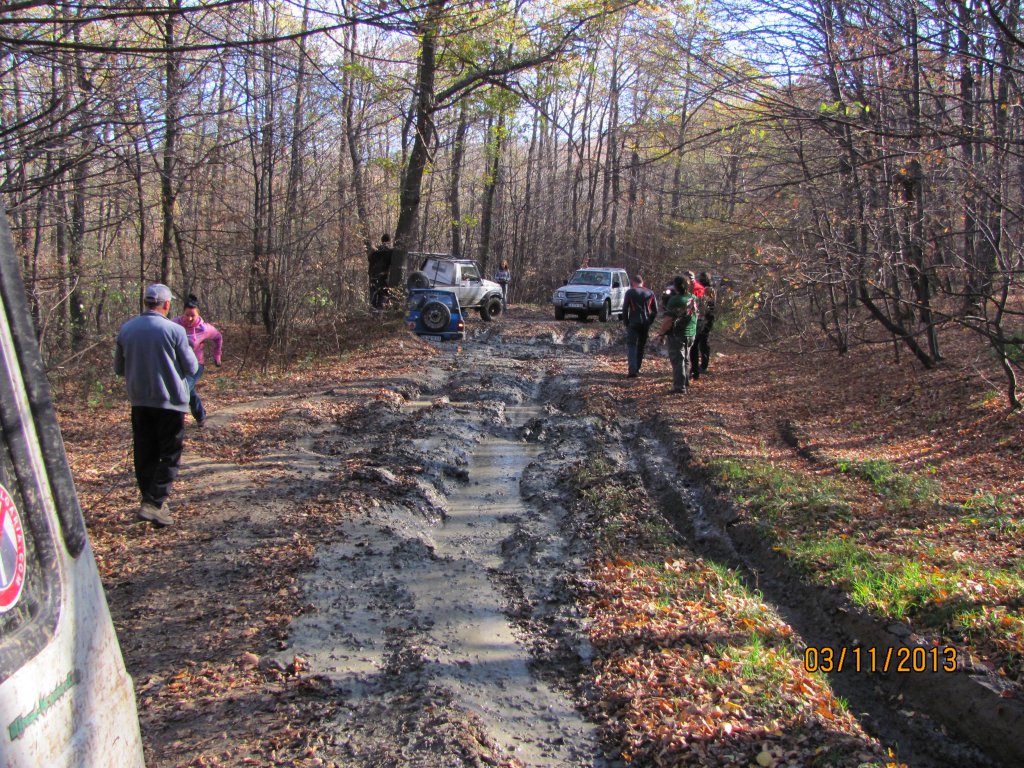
[569,271,610,287]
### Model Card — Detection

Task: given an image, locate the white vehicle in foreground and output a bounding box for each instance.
[0,205,144,767]
[406,254,505,321]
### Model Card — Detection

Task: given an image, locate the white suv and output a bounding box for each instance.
[552,267,630,322]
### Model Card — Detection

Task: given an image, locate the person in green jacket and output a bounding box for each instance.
[659,274,699,393]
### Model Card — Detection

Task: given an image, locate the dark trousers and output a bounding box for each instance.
[131,406,185,508]
[691,316,714,375]
[370,274,388,308]
[625,325,651,375]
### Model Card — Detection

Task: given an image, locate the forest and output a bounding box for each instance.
[1,0,1022,408]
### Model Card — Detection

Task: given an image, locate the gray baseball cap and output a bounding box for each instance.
[143,283,175,303]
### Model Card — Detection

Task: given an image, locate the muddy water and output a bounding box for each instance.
[413,408,600,765]
[286,401,604,766]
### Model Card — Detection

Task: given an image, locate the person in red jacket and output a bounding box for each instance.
[688,270,705,297]
[172,294,223,426]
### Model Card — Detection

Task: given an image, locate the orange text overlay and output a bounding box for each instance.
[803,645,957,674]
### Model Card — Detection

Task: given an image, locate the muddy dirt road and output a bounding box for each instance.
[89,315,1016,767]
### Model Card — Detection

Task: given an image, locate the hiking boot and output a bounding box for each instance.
[138,501,173,527]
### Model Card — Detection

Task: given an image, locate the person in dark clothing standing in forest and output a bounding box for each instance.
[691,270,716,379]
[621,275,658,378]
[115,284,198,527]
[368,234,393,309]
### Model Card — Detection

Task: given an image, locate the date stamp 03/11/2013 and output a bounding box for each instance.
[803,645,958,674]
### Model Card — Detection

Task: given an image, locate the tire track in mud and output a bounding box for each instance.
[629,420,1018,767]
[280,328,617,767]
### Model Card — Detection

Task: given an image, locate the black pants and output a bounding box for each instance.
[370,272,389,308]
[691,316,715,374]
[131,406,185,508]
[625,325,651,375]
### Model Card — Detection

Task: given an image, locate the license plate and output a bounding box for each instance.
[566,302,584,308]
[422,334,443,342]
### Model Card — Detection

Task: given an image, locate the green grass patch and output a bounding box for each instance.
[786,536,944,619]
[786,536,1024,639]
[835,458,941,509]
[735,634,794,691]
[710,457,852,526]
[959,493,1024,535]
[705,454,1021,678]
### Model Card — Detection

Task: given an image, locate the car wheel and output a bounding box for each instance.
[421,301,451,331]
[407,271,430,290]
[598,300,610,322]
[480,296,502,322]
[554,306,565,320]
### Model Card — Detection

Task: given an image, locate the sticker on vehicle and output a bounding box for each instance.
[0,483,27,613]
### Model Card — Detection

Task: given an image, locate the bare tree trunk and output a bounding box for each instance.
[391,0,446,285]
[905,9,941,363]
[160,0,183,288]
[600,49,620,264]
[449,102,468,257]
[480,112,506,273]
[341,17,371,255]
[277,0,311,347]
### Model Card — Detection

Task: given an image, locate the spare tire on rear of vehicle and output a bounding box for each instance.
[420,301,451,331]
[407,271,430,290]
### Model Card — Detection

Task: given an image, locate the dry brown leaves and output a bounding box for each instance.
[575,495,895,768]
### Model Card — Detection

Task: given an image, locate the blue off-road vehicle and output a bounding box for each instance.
[406,288,466,341]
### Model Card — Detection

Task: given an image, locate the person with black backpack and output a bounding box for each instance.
[658,274,699,393]
[691,270,716,378]
[621,274,658,378]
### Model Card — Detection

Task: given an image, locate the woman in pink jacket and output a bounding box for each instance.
[173,294,223,426]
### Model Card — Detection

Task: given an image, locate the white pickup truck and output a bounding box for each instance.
[406,255,504,321]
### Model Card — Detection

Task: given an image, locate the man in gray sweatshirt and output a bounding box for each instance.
[114,283,198,527]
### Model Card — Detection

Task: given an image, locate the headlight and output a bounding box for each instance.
[554,290,565,300]
[588,292,601,300]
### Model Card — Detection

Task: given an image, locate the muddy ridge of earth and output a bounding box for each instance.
[88,317,1022,767]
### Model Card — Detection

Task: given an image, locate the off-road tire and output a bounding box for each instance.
[598,300,611,322]
[421,301,451,332]
[480,296,503,322]
[407,271,431,290]
[554,306,565,320]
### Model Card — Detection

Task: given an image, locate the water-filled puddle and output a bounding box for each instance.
[287,403,602,766]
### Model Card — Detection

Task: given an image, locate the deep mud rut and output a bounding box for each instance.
[164,320,1014,768]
